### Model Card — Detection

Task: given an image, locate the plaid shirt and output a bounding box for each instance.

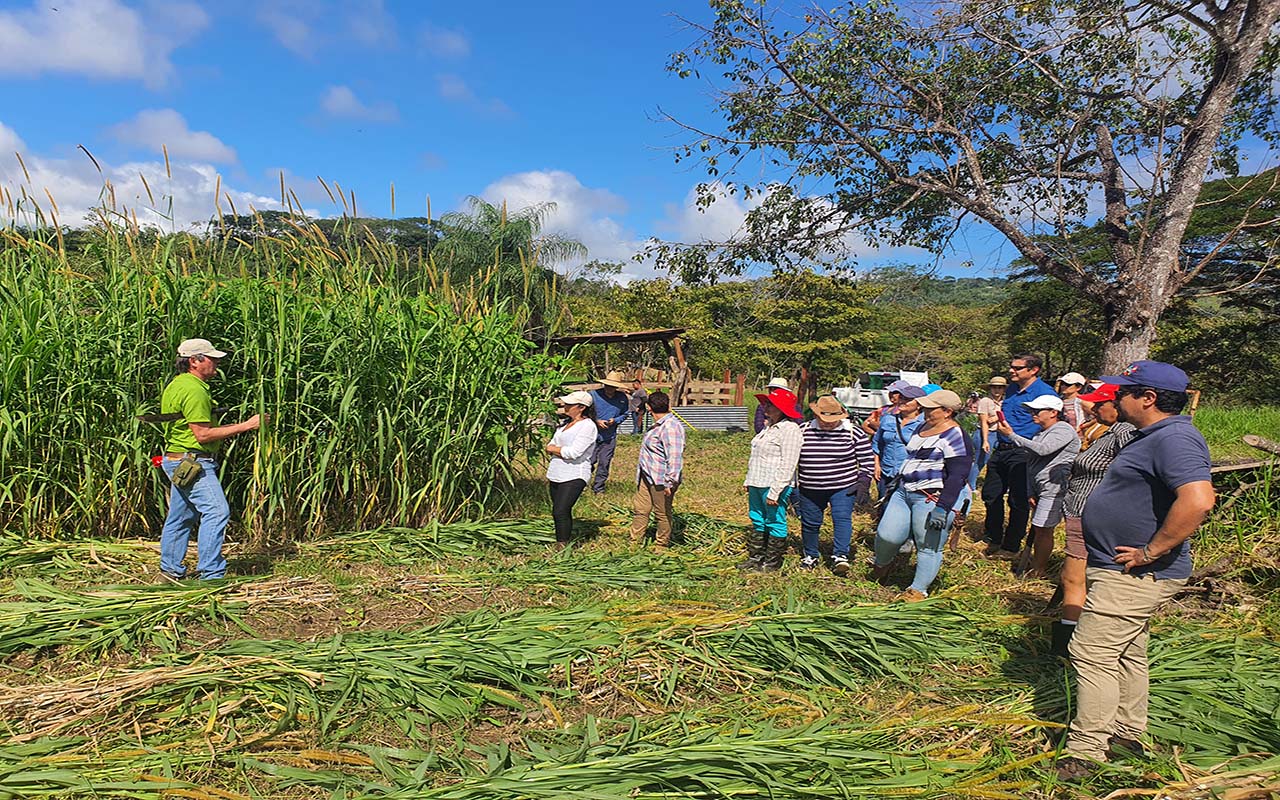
[744,419,803,501]
[636,413,686,488]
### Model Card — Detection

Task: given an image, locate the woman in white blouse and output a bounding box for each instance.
[545,391,598,546]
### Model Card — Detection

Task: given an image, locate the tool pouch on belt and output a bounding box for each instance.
[170,454,203,488]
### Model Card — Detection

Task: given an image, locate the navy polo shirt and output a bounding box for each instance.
[1080,415,1211,580]
[998,378,1055,441]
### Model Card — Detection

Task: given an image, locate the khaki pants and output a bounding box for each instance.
[1065,567,1185,761]
[630,476,674,546]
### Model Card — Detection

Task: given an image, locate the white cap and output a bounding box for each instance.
[557,390,594,407]
[177,338,228,358]
[1023,394,1065,411]
[1058,372,1087,386]
[766,377,790,390]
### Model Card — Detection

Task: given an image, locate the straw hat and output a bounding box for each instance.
[766,377,790,390]
[987,376,1008,386]
[809,395,849,422]
[598,371,631,390]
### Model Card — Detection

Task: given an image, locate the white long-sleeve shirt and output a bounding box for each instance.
[744,419,803,501]
[546,420,597,483]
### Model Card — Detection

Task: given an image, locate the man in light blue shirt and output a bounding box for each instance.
[589,372,632,494]
[982,352,1056,557]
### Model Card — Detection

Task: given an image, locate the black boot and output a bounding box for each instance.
[737,528,767,572]
[759,534,788,573]
[1051,621,1076,657]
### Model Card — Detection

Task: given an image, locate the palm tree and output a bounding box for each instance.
[435,197,587,335]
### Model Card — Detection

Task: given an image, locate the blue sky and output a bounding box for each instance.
[0,0,1020,280]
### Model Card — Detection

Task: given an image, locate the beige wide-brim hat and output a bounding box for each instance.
[987,376,1008,386]
[809,395,849,421]
[598,370,631,390]
[766,377,790,390]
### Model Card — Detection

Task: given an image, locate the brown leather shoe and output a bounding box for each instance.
[897,589,927,603]
[1055,756,1095,781]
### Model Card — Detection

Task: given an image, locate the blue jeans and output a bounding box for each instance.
[632,411,645,434]
[873,487,955,596]
[795,485,855,558]
[748,486,793,539]
[161,458,230,579]
[968,429,997,489]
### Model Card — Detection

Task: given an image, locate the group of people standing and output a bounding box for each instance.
[543,373,687,550]
[729,356,1216,781]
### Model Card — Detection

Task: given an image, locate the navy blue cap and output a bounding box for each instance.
[1098,360,1190,393]
[898,385,927,399]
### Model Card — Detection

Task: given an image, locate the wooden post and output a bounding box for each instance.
[670,335,690,407]
[734,373,745,406]
[798,365,810,407]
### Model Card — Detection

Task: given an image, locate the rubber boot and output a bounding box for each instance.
[736,527,767,572]
[1051,621,1076,657]
[759,534,788,573]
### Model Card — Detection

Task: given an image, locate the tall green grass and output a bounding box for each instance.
[0,220,569,541]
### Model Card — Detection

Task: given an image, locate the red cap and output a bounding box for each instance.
[754,387,802,420]
[1079,383,1119,403]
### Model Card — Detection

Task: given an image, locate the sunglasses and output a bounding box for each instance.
[1009,364,1031,371]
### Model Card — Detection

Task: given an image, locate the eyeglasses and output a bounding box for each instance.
[1115,385,1153,398]
[1009,364,1030,372]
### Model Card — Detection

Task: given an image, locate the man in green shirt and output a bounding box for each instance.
[159,338,264,580]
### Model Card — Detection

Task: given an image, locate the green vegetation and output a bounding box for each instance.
[0,222,568,541]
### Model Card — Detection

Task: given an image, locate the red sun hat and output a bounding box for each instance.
[1079,383,1119,403]
[754,387,802,420]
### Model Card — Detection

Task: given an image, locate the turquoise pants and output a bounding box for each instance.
[748,486,793,539]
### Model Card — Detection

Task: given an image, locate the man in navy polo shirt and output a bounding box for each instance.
[1057,361,1215,781]
[982,353,1055,558]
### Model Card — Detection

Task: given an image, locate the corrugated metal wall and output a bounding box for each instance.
[624,406,750,434]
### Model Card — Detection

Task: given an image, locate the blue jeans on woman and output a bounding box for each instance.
[747,486,793,539]
[160,457,230,580]
[873,487,955,596]
[968,428,997,489]
[795,485,855,559]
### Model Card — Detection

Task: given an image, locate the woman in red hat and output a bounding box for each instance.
[739,386,804,572]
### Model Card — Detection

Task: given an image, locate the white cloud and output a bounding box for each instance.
[0,119,297,231]
[478,169,646,278]
[319,85,399,123]
[0,0,207,88]
[257,5,315,56]
[436,74,513,117]
[257,0,395,57]
[347,0,396,48]
[658,183,761,244]
[420,23,469,58]
[106,109,237,163]
[0,122,27,157]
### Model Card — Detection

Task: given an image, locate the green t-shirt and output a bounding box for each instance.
[161,373,220,453]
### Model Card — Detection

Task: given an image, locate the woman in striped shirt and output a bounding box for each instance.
[1051,383,1136,655]
[871,390,974,600]
[796,395,876,575]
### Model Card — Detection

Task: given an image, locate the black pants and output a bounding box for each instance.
[549,479,587,542]
[981,445,1030,551]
